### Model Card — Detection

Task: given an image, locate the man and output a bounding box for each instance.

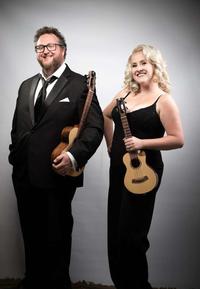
[8,26,104,289]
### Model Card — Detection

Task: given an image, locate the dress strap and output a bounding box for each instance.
[154,93,164,104]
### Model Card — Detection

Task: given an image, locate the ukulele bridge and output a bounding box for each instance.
[132,175,148,184]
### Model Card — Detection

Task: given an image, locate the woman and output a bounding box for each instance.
[103,44,184,289]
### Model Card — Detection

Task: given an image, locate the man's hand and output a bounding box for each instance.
[52,151,73,176]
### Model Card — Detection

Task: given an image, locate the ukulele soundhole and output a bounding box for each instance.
[131,157,140,168]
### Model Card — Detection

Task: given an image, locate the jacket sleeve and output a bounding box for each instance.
[8,81,32,166]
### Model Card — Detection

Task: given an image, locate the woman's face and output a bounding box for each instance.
[130,51,154,85]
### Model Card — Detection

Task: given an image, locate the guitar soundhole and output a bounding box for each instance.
[131,157,140,168]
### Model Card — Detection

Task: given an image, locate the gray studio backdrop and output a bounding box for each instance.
[0,0,199,288]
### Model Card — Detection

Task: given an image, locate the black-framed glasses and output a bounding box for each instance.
[35,43,64,53]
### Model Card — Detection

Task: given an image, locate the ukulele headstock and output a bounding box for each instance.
[116,98,127,116]
[87,70,96,92]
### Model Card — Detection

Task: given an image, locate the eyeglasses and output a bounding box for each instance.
[35,43,64,53]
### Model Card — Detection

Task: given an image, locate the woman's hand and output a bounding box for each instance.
[124,136,143,151]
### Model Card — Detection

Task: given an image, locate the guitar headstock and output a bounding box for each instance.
[87,70,96,92]
[116,98,127,116]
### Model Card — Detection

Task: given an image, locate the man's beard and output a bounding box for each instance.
[38,57,61,74]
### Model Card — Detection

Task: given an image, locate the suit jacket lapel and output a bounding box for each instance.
[45,73,69,107]
[45,65,71,107]
[29,74,40,125]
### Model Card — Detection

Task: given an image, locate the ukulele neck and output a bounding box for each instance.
[120,114,132,138]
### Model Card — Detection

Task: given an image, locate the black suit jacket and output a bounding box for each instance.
[9,65,104,188]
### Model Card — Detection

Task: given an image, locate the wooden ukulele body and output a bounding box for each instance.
[51,125,84,177]
[123,151,158,194]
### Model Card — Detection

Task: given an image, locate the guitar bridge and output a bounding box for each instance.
[132,176,148,184]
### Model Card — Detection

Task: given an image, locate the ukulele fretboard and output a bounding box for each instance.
[120,115,132,138]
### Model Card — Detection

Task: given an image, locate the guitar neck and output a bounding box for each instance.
[120,114,132,138]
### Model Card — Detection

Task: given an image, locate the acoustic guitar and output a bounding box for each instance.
[117,98,158,194]
[51,71,96,177]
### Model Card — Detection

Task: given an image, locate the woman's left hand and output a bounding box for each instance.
[124,136,143,151]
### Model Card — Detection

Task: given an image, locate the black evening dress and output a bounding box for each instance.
[108,96,165,289]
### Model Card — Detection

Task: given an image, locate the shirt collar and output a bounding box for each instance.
[40,62,66,80]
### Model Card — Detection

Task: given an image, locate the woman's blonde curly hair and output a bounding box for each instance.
[124,44,170,93]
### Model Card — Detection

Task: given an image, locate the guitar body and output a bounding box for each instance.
[51,125,84,177]
[123,150,158,194]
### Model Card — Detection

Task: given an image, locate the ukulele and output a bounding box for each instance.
[117,98,158,194]
[51,71,96,177]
